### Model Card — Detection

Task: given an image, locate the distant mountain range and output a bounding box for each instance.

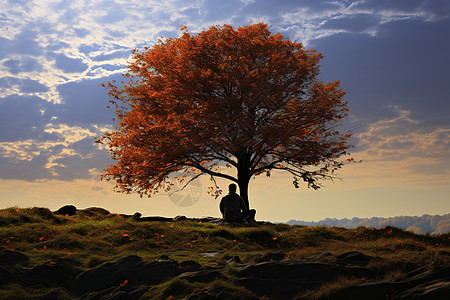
[286,213,450,235]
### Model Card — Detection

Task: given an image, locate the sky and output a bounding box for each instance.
[0,0,449,223]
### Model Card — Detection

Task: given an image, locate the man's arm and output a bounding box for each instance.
[238,195,248,212]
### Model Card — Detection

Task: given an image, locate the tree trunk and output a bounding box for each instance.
[238,176,250,210]
[237,149,251,210]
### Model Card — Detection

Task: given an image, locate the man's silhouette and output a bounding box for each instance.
[220,184,256,223]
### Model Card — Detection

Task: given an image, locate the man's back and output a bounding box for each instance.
[220,192,247,222]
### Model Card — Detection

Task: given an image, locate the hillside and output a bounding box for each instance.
[287,214,450,235]
[1,206,449,299]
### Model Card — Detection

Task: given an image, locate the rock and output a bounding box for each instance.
[69,255,142,294]
[187,286,258,300]
[306,252,333,261]
[336,251,372,267]
[326,265,450,299]
[393,280,450,299]
[255,252,286,263]
[82,286,148,300]
[237,260,361,298]
[132,212,142,220]
[0,266,10,283]
[238,260,342,281]
[54,205,77,216]
[179,269,225,283]
[330,281,400,300]
[0,249,29,266]
[180,260,203,272]
[397,264,450,285]
[174,215,187,221]
[23,260,82,286]
[133,260,181,285]
[69,255,181,295]
[138,216,173,222]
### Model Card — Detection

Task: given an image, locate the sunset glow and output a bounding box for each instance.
[1,0,449,222]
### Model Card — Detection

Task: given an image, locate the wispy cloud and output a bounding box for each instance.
[349,106,450,186]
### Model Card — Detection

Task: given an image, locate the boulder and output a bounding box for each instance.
[330,281,401,300]
[179,260,203,272]
[23,260,82,286]
[306,252,333,261]
[326,264,450,299]
[394,280,450,299]
[0,249,29,266]
[69,255,181,295]
[179,269,225,283]
[0,266,10,283]
[187,286,258,300]
[173,215,187,221]
[82,286,148,300]
[69,255,142,294]
[132,212,142,220]
[138,216,173,222]
[54,205,77,216]
[237,260,367,298]
[133,260,181,285]
[238,260,343,282]
[336,251,372,267]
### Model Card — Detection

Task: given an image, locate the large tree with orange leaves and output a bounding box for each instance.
[99,23,351,210]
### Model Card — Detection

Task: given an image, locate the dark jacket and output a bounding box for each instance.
[220,192,248,222]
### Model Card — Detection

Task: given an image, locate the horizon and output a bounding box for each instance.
[1,0,449,223]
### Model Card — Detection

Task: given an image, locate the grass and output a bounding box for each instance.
[1,207,449,299]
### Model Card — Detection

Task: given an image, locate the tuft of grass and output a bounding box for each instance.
[144,278,194,300]
[0,283,31,299]
[295,276,367,300]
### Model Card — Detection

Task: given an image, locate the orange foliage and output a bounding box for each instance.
[98,23,352,207]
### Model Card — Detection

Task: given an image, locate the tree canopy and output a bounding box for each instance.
[99,23,352,209]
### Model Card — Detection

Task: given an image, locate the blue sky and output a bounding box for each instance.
[0,0,449,222]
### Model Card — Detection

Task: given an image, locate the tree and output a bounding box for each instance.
[99,23,352,209]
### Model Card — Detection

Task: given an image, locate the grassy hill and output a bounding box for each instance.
[1,207,449,299]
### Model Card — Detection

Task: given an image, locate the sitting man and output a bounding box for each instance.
[220,183,256,223]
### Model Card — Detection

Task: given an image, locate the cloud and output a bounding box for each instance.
[0,0,449,190]
[0,123,112,181]
[349,106,450,186]
[351,0,450,20]
[0,94,51,142]
[0,77,48,94]
[0,28,44,59]
[89,49,130,62]
[53,53,89,73]
[3,57,42,74]
[311,17,450,126]
[50,75,119,126]
[320,13,381,33]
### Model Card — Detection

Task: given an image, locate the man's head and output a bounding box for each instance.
[228,183,237,193]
